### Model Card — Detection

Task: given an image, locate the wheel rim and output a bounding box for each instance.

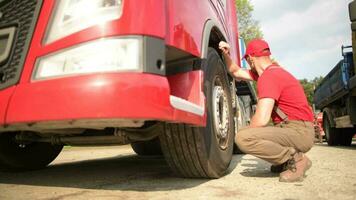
[212,77,230,150]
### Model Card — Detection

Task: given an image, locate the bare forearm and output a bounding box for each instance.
[249,98,275,128]
[249,115,268,128]
[222,53,238,74]
[219,41,253,81]
[222,54,252,81]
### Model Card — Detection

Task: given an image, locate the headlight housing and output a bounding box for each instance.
[45,0,123,44]
[33,37,142,80]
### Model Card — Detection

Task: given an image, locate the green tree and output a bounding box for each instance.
[300,79,314,105]
[235,0,263,43]
[299,76,324,105]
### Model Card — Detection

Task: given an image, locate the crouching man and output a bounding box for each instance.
[219,39,314,182]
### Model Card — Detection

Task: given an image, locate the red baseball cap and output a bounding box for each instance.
[243,39,271,60]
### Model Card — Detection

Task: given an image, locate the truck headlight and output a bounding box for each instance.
[45,0,123,44]
[33,37,142,80]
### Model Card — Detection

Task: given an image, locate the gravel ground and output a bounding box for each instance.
[1,143,356,200]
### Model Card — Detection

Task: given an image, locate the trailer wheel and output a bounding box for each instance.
[339,128,355,146]
[323,114,340,146]
[0,133,63,171]
[131,137,163,156]
[159,48,234,178]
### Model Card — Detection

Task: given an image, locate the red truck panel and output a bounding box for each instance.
[0,0,239,128]
[6,73,206,126]
[0,87,16,126]
[168,71,205,107]
[165,0,240,61]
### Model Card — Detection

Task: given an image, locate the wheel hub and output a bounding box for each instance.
[212,83,229,150]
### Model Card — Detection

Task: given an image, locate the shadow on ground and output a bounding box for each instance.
[238,158,278,178]
[0,153,241,192]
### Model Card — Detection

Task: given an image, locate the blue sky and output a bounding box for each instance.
[251,0,352,80]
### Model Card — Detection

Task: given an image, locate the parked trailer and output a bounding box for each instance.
[313,1,356,146]
[0,0,256,178]
[314,45,356,146]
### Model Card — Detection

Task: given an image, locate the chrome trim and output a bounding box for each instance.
[170,95,205,116]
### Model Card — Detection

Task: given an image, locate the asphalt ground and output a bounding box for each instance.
[1,143,356,200]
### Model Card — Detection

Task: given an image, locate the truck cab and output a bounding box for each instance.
[0,0,256,177]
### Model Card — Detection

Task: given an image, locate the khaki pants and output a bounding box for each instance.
[236,121,314,165]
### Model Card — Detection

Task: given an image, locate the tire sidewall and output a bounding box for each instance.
[0,133,63,171]
[200,48,234,176]
[323,114,339,146]
[131,137,163,156]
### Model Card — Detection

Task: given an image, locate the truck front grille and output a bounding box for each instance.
[0,0,42,90]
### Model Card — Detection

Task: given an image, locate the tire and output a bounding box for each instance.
[323,114,340,146]
[240,95,254,125]
[159,48,235,178]
[131,137,163,156]
[0,133,63,171]
[237,96,248,128]
[233,96,248,154]
[339,128,355,146]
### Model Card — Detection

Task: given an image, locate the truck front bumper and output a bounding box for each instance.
[0,73,206,132]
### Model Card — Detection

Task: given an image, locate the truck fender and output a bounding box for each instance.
[201,19,227,59]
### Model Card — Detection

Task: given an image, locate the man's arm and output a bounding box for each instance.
[250,98,275,128]
[219,41,254,81]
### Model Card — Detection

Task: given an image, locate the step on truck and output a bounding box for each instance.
[0,0,256,178]
[313,0,356,146]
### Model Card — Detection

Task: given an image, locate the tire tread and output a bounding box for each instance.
[159,48,234,179]
[160,124,210,178]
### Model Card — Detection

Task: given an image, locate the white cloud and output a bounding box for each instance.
[262,0,346,41]
[250,0,352,79]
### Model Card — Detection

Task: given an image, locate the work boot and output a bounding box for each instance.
[270,162,288,173]
[279,152,312,182]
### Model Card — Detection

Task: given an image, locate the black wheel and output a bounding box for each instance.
[131,137,163,156]
[339,128,355,146]
[0,133,63,171]
[233,96,247,154]
[240,95,254,125]
[159,48,234,178]
[323,114,340,146]
[237,96,248,128]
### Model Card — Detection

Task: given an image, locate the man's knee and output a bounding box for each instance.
[235,129,256,152]
[298,136,314,153]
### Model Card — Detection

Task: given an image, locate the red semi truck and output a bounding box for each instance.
[0,0,255,178]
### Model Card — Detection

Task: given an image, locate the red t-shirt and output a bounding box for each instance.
[251,65,313,123]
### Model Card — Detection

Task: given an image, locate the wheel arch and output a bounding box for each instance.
[201,19,227,59]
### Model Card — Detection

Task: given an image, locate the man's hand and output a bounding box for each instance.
[219,41,235,75]
[218,41,254,81]
[219,41,230,55]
